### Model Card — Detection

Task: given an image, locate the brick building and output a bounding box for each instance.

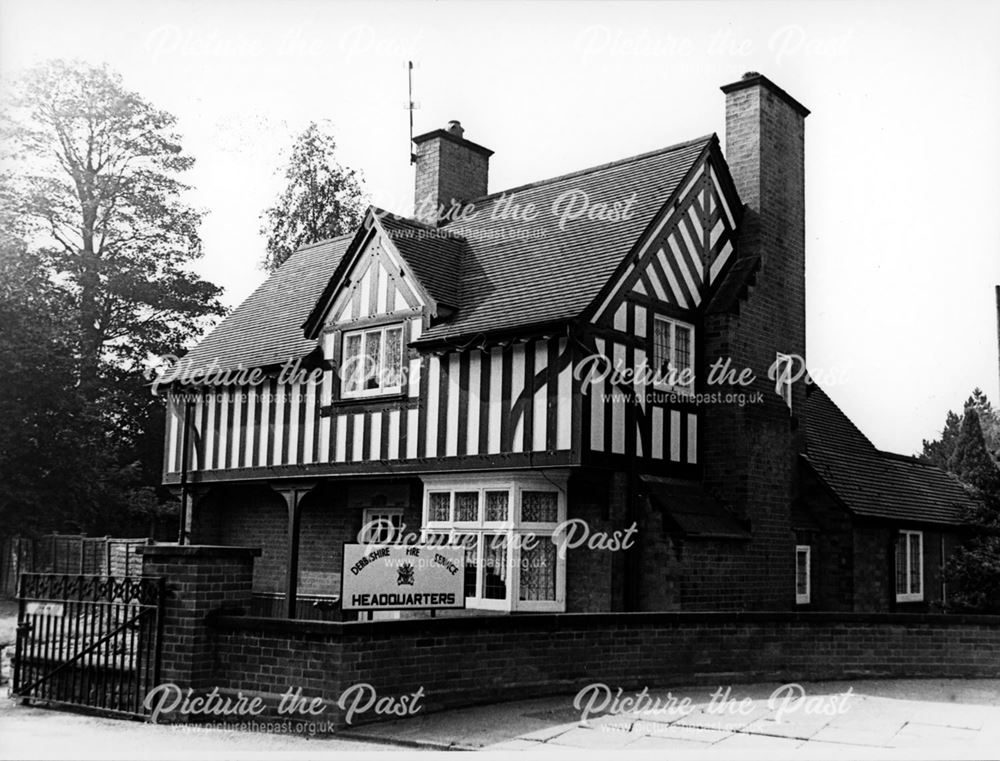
[160,73,977,618]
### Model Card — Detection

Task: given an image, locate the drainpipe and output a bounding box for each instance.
[178,399,193,545]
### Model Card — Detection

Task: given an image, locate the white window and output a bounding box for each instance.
[652,316,694,393]
[423,473,567,613]
[774,352,793,410]
[795,545,811,604]
[895,530,923,602]
[361,508,404,544]
[341,324,404,398]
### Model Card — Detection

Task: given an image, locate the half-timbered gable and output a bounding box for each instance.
[575,142,743,473]
[589,141,741,322]
[304,209,577,469]
[309,211,430,467]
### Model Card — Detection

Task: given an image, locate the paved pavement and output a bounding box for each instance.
[0,696,403,758]
[342,678,1000,756]
[3,679,1000,758]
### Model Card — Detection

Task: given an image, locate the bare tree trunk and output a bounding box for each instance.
[77,191,102,400]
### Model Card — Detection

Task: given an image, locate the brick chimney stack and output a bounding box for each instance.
[701,73,810,609]
[720,72,809,364]
[412,121,493,226]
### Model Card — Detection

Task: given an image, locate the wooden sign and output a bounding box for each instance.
[341,544,465,611]
[26,602,65,617]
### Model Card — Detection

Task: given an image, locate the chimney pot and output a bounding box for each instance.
[446,120,464,138]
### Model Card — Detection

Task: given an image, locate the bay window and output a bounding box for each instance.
[423,473,567,612]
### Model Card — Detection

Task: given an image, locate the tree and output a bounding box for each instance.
[0,60,225,536]
[0,215,114,533]
[0,177,78,531]
[933,403,1000,613]
[950,408,1000,496]
[260,121,367,271]
[2,60,224,397]
[922,410,962,470]
[922,389,1000,468]
[943,536,1000,613]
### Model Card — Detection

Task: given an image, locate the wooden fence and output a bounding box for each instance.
[0,534,152,598]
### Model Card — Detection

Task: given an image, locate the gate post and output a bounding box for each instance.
[136,545,260,718]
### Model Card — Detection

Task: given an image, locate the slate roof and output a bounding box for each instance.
[705,254,760,315]
[640,475,751,540]
[803,385,979,526]
[182,235,352,372]
[185,134,715,369]
[373,212,467,310]
[416,135,715,344]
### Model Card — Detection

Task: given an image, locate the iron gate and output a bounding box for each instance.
[12,573,165,718]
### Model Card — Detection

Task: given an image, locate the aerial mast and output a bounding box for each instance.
[406,61,419,164]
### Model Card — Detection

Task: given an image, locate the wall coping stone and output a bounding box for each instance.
[208,610,1000,638]
[137,544,263,559]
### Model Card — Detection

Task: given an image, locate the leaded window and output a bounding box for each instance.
[421,475,567,612]
[341,324,404,398]
[652,316,694,392]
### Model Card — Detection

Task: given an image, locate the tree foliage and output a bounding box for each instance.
[0,60,224,537]
[950,408,1000,496]
[923,388,1000,469]
[944,535,1000,613]
[260,121,366,271]
[2,60,224,389]
[926,393,1000,612]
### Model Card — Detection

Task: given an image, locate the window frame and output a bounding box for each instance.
[516,487,562,531]
[795,544,811,605]
[652,315,695,395]
[421,473,568,613]
[340,323,405,399]
[360,507,405,544]
[896,530,924,603]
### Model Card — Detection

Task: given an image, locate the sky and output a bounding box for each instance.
[2,0,998,455]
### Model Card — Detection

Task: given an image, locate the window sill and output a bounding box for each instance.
[324,392,409,413]
[515,602,565,613]
[895,594,924,604]
[466,599,510,612]
[652,385,694,395]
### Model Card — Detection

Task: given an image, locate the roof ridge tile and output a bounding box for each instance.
[459,133,716,207]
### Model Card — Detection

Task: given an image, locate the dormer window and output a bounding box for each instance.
[653,315,694,393]
[341,324,404,398]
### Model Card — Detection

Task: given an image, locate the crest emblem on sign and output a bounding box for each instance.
[397,562,415,586]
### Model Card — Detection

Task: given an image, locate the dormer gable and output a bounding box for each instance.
[302,207,464,338]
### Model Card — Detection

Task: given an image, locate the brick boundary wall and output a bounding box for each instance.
[137,544,260,711]
[207,611,1000,729]
[134,546,1000,731]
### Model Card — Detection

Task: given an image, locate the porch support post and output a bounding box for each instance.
[166,485,211,544]
[272,482,318,619]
